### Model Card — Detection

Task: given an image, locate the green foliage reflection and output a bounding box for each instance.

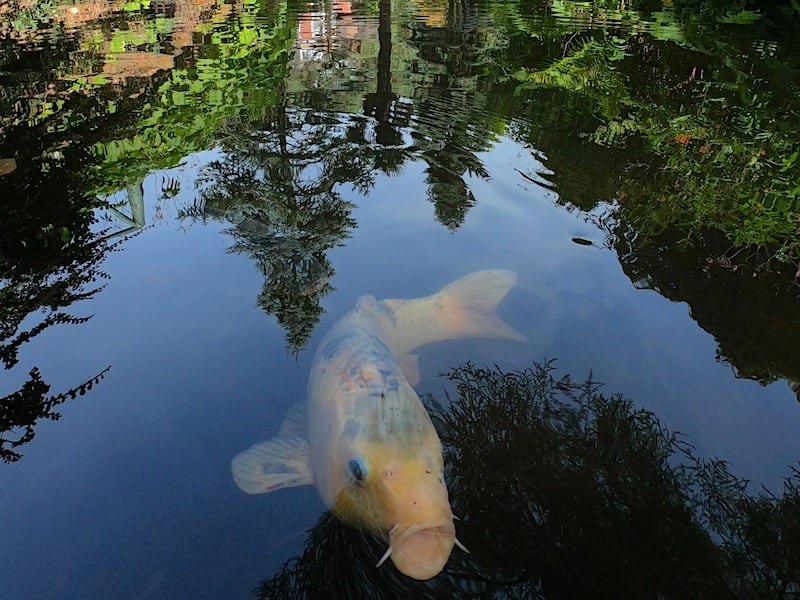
[511,5,800,268]
[90,3,296,194]
[258,362,800,598]
[0,151,113,462]
[187,110,366,352]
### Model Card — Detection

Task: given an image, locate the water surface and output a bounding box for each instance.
[2,0,800,597]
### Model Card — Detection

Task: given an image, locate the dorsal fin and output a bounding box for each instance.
[277,402,308,438]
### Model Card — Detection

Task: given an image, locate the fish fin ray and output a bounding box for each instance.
[399,353,421,387]
[383,270,527,353]
[439,269,528,343]
[231,435,312,495]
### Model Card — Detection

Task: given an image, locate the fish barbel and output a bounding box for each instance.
[232,269,527,579]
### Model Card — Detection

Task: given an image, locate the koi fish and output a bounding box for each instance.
[232,269,527,580]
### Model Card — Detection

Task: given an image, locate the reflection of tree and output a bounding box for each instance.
[191,0,519,350]
[367,0,484,230]
[501,29,800,388]
[612,223,800,387]
[362,0,401,147]
[190,109,367,352]
[290,0,503,231]
[513,26,800,267]
[421,149,480,231]
[1,366,111,464]
[1,151,112,462]
[405,0,504,230]
[257,362,800,597]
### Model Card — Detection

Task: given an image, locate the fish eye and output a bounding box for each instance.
[348,457,367,484]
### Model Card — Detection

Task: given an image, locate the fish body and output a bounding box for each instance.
[232,270,526,580]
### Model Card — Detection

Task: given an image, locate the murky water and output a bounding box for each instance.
[2,0,800,597]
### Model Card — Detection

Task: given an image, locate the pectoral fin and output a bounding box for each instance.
[231,435,313,495]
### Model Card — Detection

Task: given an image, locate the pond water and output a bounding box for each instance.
[2,0,800,598]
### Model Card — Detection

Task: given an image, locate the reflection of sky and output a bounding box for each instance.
[2,135,799,599]
[337,136,800,484]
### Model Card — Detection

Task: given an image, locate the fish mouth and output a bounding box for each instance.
[387,520,456,580]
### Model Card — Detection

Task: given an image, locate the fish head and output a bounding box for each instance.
[333,440,455,580]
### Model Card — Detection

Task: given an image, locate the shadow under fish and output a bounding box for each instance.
[232,270,527,580]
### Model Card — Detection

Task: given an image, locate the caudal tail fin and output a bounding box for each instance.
[379,269,527,355]
[438,269,528,343]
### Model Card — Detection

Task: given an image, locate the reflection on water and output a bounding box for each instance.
[188,111,361,351]
[259,363,800,598]
[613,223,800,388]
[3,0,800,597]
[0,149,114,462]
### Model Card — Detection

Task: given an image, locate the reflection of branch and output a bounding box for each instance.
[515,168,539,185]
[258,362,800,596]
[1,312,91,369]
[1,365,111,463]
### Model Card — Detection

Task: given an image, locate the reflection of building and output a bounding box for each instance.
[414,0,447,27]
[72,0,227,82]
[3,0,231,83]
[295,1,371,62]
[290,0,413,131]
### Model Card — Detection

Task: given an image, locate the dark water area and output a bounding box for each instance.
[2,0,800,598]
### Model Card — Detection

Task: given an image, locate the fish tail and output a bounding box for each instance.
[376,269,527,355]
[438,269,528,343]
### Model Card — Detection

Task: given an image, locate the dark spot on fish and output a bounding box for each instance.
[380,392,385,399]
[349,458,366,483]
[343,419,360,440]
[425,470,431,474]
[378,367,392,377]
[571,237,594,246]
